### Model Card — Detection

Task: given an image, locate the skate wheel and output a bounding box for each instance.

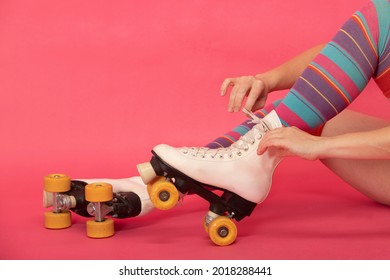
[137,162,157,184]
[86,218,114,238]
[44,210,72,229]
[85,182,113,202]
[149,180,179,210]
[147,176,166,196]
[208,216,237,246]
[44,174,71,192]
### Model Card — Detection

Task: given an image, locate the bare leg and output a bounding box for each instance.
[320,110,390,205]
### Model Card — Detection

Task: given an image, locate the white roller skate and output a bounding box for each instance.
[137,109,282,246]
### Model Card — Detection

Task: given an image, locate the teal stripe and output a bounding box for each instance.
[372,0,390,57]
[283,89,326,129]
[311,61,353,102]
[232,125,250,135]
[321,43,368,90]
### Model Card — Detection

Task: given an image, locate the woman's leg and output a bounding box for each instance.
[320,110,390,205]
[208,0,389,148]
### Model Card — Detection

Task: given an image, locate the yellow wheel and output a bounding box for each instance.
[44,174,71,192]
[85,182,113,202]
[44,210,72,229]
[149,180,179,210]
[208,216,237,246]
[147,176,166,196]
[86,218,115,238]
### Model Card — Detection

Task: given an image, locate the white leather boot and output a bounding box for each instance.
[138,109,282,204]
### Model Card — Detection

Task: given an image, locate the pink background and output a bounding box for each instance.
[1,0,390,259]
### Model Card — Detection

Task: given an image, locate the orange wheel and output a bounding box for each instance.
[147,176,166,196]
[208,216,237,246]
[85,183,113,202]
[44,210,72,229]
[149,180,179,210]
[44,174,71,192]
[147,184,153,196]
[86,219,115,238]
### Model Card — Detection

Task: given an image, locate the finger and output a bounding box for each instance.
[257,141,268,155]
[258,136,274,155]
[228,82,246,112]
[243,81,263,112]
[228,84,239,112]
[251,95,268,112]
[257,129,284,154]
[220,78,235,96]
[232,84,251,112]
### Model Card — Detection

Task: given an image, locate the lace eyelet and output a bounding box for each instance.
[237,151,242,156]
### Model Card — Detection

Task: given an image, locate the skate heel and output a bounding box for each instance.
[219,191,257,221]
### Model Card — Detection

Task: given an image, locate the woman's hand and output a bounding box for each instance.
[220,75,271,113]
[220,45,326,113]
[257,126,324,160]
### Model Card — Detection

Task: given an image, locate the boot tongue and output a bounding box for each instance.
[262,110,282,129]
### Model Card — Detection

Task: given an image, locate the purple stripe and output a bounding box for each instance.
[293,68,343,119]
[334,20,377,77]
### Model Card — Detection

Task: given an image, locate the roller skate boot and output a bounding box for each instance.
[137,109,282,246]
[43,174,153,238]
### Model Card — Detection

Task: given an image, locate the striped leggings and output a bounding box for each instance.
[207,0,390,149]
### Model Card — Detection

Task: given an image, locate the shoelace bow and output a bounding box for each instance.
[182,108,270,158]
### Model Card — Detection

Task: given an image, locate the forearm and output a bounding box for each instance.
[255,44,326,92]
[317,126,390,160]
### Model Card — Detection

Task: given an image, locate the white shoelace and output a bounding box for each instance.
[182,108,270,159]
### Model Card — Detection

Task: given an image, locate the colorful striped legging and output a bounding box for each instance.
[207,0,390,149]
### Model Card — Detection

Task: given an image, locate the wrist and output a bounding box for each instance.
[315,137,332,159]
[254,72,279,93]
